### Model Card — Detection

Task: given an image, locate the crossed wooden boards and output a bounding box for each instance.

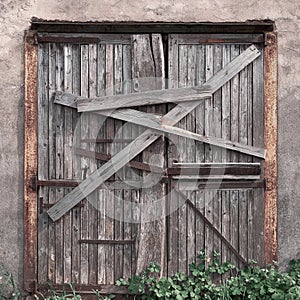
[47,44,264,222]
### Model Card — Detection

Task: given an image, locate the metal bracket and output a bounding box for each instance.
[264,32,277,46]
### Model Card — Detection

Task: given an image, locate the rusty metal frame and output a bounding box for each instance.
[24,30,38,293]
[264,32,278,264]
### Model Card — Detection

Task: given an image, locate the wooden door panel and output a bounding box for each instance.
[37,33,265,290]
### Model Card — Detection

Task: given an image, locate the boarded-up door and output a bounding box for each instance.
[30,31,273,296]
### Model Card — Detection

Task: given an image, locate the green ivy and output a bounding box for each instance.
[116,251,300,300]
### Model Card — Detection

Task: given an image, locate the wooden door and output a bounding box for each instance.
[35,32,266,295]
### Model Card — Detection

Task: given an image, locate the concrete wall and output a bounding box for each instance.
[0,0,299,288]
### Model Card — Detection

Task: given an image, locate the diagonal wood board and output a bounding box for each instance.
[47,44,261,221]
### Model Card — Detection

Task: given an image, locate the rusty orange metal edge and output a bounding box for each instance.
[24,30,38,293]
[264,31,278,264]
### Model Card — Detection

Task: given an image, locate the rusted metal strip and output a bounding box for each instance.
[24,30,38,293]
[264,32,278,264]
[167,164,261,176]
[197,180,265,190]
[79,239,135,245]
[37,36,101,44]
[172,184,248,266]
[75,148,165,174]
[81,138,134,143]
[37,179,80,187]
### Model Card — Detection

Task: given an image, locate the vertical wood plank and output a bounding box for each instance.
[238,190,248,267]
[167,34,179,276]
[248,189,254,261]
[71,44,81,284]
[55,44,64,284]
[37,43,49,284]
[134,34,166,275]
[212,45,222,265]
[186,45,196,268]
[204,45,214,263]
[63,44,73,283]
[80,44,89,284]
[114,44,124,281]
[88,44,98,284]
[97,44,106,284]
[122,43,133,279]
[195,45,206,263]
[177,44,188,273]
[47,43,56,283]
[230,45,240,163]
[253,43,265,265]
[105,43,115,284]
[230,190,239,268]
[221,45,231,270]
[204,45,214,163]
[48,188,56,282]
[123,189,132,279]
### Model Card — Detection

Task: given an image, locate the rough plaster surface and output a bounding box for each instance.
[0,0,299,288]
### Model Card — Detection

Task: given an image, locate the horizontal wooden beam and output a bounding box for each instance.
[78,239,135,245]
[76,88,211,112]
[168,163,261,176]
[31,19,274,34]
[178,180,265,190]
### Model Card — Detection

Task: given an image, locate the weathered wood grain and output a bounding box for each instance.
[37,43,49,284]
[134,34,166,275]
[63,44,73,283]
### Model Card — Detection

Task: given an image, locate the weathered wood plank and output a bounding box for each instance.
[168,164,260,175]
[222,45,231,162]
[87,44,98,284]
[96,44,106,285]
[204,44,214,163]
[239,190,248,267]
[186,44,196,268]
[167,34,179,276]
[54,44,65,284]
[71,44,81,284]
[76,87,211,111]
[230,190,239,268]
[79,44,89,285]
[104,43,115,284]
[230,45,240,163]
[37,43,49,284]
[63,44,73,284]
[113,44,125,282]
[221,190,230,278]
[97,189,106,284]
[123,189,132,279]
[177,44,188,273]
[134,34,166,275]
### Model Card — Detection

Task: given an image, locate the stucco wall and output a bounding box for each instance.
[0,0,299,288]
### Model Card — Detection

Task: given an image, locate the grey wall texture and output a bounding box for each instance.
[0,0,299,288]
